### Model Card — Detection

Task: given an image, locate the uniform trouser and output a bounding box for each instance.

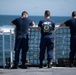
[39,36,54,62]
[70,36,76,63]
[14,35,28,65]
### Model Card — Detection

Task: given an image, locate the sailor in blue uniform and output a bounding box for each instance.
[11,11,34,69]
[38,10,55,68]
[60,11,76,67]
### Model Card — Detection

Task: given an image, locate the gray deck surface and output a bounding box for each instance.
[0,67,76,75]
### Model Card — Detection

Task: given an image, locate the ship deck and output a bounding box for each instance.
[0,26,76,75]
[0,67,76,75]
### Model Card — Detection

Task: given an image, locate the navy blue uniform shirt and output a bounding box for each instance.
[12,17,33,36]
[38,18,55,38]
[64,18,76,36]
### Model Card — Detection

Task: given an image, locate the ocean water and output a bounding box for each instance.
[0,15,71,66]
[0,15,71,26]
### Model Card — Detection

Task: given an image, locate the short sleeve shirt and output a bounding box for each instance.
[12,17,33,35]
[38,18,55,38]
[64,18,76,35]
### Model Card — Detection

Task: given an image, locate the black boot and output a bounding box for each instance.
[39,61,43,68]
[21,63,27,69]
[69,59,74,67]
[11,64,18,69]
[47,60,52,68]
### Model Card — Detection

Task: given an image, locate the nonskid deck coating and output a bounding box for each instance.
[0,67,76,75]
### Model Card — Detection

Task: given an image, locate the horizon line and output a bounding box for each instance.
[0,14,71,17]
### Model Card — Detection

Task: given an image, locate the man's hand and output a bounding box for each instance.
[38,26,41,31]
[10,23,14,25]
[31,22,35,27]
[59,23,66,27]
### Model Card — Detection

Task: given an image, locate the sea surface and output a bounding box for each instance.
[0,15,71,26]
[0,15,71,66]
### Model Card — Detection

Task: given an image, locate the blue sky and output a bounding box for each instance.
[0,0,76,16]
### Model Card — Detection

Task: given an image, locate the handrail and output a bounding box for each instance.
[0,27,71,68]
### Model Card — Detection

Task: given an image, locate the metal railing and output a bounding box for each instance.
[0,27,71,68]
[54,27,70,66]
[0,30,14,68]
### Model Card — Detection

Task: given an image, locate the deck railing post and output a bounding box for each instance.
[10,29,13,67]
[2,31,5,68]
